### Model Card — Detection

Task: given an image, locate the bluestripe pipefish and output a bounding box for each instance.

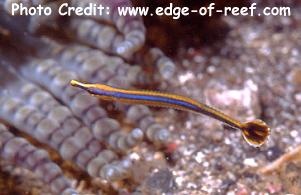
[70,80,270,147]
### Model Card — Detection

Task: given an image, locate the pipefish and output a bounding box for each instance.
[70,80,270,147]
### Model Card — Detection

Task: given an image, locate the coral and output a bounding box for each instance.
[0,123,77,194]
[0,66,137,184]
[0,0,176,194]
